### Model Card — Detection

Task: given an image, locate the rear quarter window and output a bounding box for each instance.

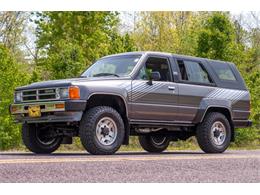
[177,60,213,84]
[211,62,237,81]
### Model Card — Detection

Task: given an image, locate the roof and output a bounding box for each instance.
[101,51,231,64]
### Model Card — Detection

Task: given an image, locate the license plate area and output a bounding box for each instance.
[28,105,41,117]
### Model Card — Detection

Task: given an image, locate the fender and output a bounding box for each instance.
[87,92,129,118]
[193,98,233,123]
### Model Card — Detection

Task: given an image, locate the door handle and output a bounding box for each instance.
[168,86,175,90]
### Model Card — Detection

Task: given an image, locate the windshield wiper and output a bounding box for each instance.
[93,73,120,77]
[79,75,88,78]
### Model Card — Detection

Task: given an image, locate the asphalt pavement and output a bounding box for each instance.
[0,150,259,182]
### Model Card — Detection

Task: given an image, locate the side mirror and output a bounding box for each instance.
[147,71,161,85]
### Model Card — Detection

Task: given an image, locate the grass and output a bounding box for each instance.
[2,136,260,152]
[58,136,260,152]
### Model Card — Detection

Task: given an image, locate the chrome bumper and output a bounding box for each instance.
[10,101,66,114]
[10,100,86,123]
[13,111,83,123]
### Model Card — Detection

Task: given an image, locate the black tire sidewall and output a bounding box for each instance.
[196,112,231,153]
[92,111,124,151]
[79,106,125,155]
[139,135,170,153]
[22,123,61,154]
[149,135,170,149]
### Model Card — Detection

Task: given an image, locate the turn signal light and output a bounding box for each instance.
[55,103,65,109]
[69,86,80,99]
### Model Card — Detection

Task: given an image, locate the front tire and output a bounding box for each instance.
[22,123,62,154]
[79,106,125,155]
[139,134,170,153]
[196,112,231,153]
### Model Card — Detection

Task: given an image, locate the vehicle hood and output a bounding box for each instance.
[15,77,131,91]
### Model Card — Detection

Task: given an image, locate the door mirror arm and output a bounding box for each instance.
[147,71,161,85]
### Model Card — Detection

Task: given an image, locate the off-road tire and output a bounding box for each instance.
[79,106,125,155]
[196,112,231,153]
[22,123,62,154]
[138,135,170,153]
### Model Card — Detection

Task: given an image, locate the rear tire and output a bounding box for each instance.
[139,134,170,153]
[79,106,125,155]
[22,123,62,154]
[196,112,231,153]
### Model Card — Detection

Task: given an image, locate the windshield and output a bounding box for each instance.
[81,55,142,78]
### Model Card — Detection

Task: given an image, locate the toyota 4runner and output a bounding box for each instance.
[10,52,252,154]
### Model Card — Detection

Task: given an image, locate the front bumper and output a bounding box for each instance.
[10,100,87,123]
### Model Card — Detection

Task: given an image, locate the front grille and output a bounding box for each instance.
[21,88,58,102]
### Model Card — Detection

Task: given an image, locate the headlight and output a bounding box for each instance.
[58,88,69,99]
[14,91,22,102]
[56,87,80,100]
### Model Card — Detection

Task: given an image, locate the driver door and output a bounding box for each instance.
[129,56,179,122]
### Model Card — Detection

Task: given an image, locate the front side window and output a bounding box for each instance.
[81,55,141,77]
[177,60,212,84]
[136,57,172,82]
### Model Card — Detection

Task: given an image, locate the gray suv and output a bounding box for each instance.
[10,52,252,155]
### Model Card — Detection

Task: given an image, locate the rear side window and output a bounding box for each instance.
[211,62,237,81]
[177,60,212,84]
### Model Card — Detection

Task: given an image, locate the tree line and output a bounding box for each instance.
[0,11,259,150]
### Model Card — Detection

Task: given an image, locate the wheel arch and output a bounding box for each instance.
[87,93,128,115]
[201,106,232,122]
[86,93,130,145]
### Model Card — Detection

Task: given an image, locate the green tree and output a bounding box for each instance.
[196,12,236,60]
[0,44,29,149]
[132,12,202,55]
[35,11,135,79]
[44,41,86,79]
[0,12,30,62]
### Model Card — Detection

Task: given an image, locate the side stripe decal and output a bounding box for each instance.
[131,82,165,101]
[207,88,248,104]
[119,81,248,104]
